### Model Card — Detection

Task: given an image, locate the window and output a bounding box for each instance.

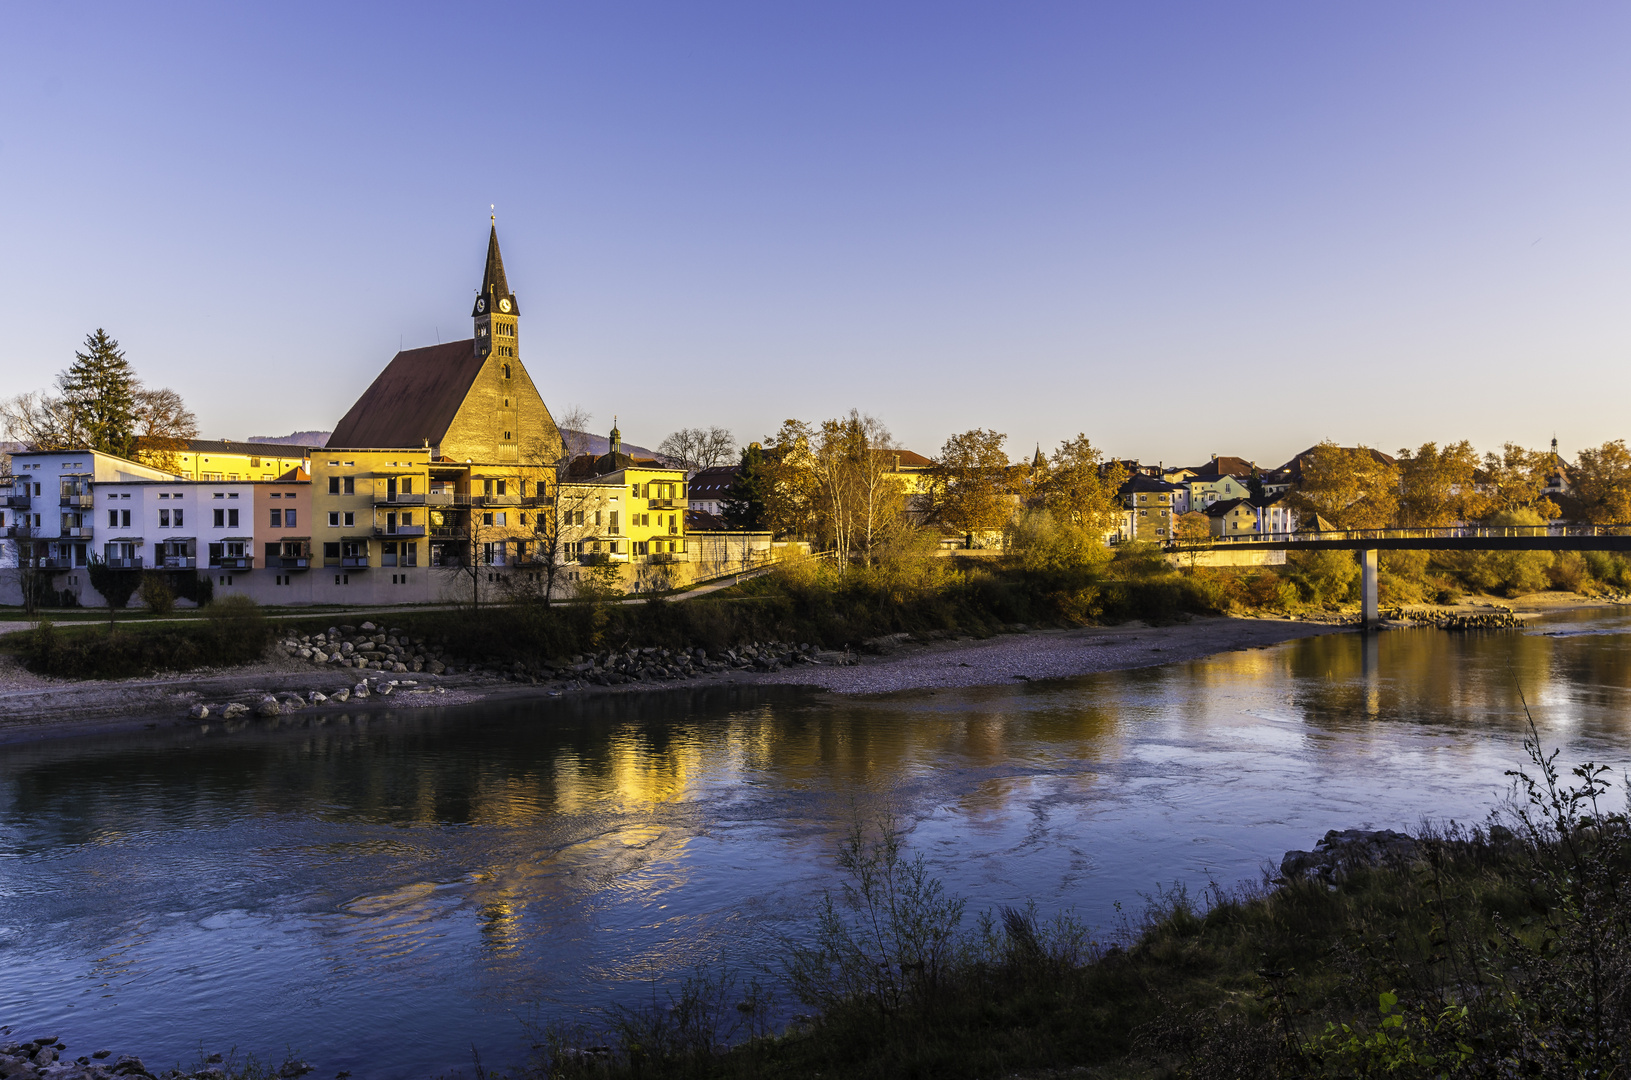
[328,512,340,527]
[382,542,398,567]
[323,542,340,559]
[159,509,170,527]
[285,509,296,527]
[482,512,494,526]
[609,510,619,535]
[109,509,119,527]
[343,511,354,527]
[343,477,354,495]
[497,480,506,496]
[228,509,239,527]
[270,509,282,527]
[328,477,339,494]
[121,509,131,528]
[494,512,506,526]
[400,511,411,526]
[400,477,413,495]
[402,542,417,567]
[175,508,183,527]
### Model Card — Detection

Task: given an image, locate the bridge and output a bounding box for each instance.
[1169,524,1631,629]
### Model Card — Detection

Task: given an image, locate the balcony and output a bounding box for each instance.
[159,556,198,569]
[59,493,94,508]
[268,556,310,570]
[213,556,254,570]
[5,494,31,509]
[373,524,427,538]
[647,499,677,510]
[104,557,144,570]
[378,492,427,506]
[61,526,94,539]
[429,526,462,539]
[2,524,30,538]
[426,490,456,506]
[647,551,682,565]
[340,555,370,569]
[430,554,468,568]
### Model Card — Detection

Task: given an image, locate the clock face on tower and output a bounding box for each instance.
[476,297,487,313]
[499,298,511,313]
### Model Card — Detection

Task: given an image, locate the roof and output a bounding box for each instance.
[685,508,728,531]
[1181,455,1256,479]
[562,453,669,480]
[1203,498,1250,518]
[1120,475,1183,495]
[152,438,312,458]
[689,466,738,497]
[884,449,934,469]
[327,339,486,450]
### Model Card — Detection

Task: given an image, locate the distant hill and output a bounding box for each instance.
[249,431,332,446]
[564,429,663,460]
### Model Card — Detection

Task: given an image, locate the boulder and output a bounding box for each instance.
[221,703,250,719]
[330,688,350,703]
[254,697,282,718]
[188,704,209,720]
[1280,828,1420,882]
[352,682,370,699]
[360,621,376,631]
[308,691,327,705]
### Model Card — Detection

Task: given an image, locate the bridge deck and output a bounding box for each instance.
[1172,526,1631,553]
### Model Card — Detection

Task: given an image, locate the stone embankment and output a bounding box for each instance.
[178,620,856,719]
[0,1036,310,1080]
[1384,607,1528,630]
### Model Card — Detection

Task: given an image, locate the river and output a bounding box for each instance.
[4,610,1631,1077]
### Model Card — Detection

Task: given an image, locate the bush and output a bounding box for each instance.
[206,594,270,660]
[140,571,175,615]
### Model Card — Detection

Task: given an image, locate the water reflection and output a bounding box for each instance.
[5,611,1631,1079]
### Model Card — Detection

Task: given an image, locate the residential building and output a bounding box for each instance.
[1120,475,1184,542]
[688,466,738,517]
[1202,494,1297,538]
[135,438,312,482]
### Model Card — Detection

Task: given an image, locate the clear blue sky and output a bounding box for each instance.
[3,2,1628,468]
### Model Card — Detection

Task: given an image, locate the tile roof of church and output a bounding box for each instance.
[327,339,485,449]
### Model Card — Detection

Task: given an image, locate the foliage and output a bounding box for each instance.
[58,329,140,458]
[86,561,142,612]
[140,570,175,615]
[1033,432,1127,537]
[1286,442,1399,529]
[722,442,771,529]
[13,595,270,678]
[926,428,1013,538]
[1395,440,1486,526]
[1480,442,1561,521]
[1572,439,1631,524]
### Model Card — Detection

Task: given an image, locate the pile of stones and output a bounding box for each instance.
[1387,608,1527,630]
[278,622,447,674]
[1279,828,1422,883]
[552,640,843,686]
[0,1037,311,1080]
[186,677,443,720]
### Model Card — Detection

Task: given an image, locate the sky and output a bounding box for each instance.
[2,2,1629,469]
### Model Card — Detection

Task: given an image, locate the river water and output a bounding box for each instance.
[5,610,1631,1077]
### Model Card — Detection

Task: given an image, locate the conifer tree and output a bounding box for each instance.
[723,443,771,529]
[58,329,139,458]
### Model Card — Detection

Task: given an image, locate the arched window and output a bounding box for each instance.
[502,364,511,379]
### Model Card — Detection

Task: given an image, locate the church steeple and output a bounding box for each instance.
[471,217,519,361]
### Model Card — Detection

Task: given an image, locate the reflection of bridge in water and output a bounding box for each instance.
[1170,525,1631,628]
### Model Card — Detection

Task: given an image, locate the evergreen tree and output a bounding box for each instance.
[58,329,139,458]
[723,443,770,529]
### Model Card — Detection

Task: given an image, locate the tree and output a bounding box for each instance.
[1481,443,1561,521]
[761,420,821,539]
[926,429,1013,541]
[1286,442,1399,530]
[722,443,771,529]
[505,406,593,607]
[657,426,736,473]
[1174,511,1211,570]
[805,411,907,563]
[1395,440,1487,526]
[0,390,81,451]
[1572,440,1631,525]
[1034,434,1126,539]
[59,330,139,458]
[132,387,200,472]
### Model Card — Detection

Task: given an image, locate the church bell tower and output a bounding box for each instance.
[472,218,519,362]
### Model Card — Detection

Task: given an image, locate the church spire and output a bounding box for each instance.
[472,222,518,318]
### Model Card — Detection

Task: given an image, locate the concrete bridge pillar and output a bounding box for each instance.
[1360,548,1379,630]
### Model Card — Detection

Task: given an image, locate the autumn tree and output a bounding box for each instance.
[1573,440,1631,524]
[1395,440,1487,526]
[1481,443,1561,520]
[805,411,907,563]
[1034,434,1126,538]
[1174,511,1211,569]
[1286,442,1399,530]
[926,429,1014,541]
[759,420,821,540]
[657,426,736,472]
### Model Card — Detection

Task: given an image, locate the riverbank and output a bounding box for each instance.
[0,615,1348,745]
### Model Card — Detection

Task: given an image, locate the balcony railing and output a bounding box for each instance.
[647,499,677,510]
[378,493,427,506]
[268,556,310,570]
[104,557,144,570]
[160,556,198,569]
[429,526,461,538]
[212,556,253,569]
[374,524,427,537]
[5,494,31,509]
[427,491,455,506]
[61,526,94,539]
[340,555,370,568]
[60,493,94,508]
[430,554,468,568]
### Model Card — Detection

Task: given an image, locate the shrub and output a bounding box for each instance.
[140,571,176,615]
[205,594,270,663]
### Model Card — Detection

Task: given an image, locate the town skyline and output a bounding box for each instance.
[4,3,1630,463]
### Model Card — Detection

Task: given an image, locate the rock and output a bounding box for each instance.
[279,694,306,710]
[112,1056,147,1076]
[360,621,375,631]
[376,683,393,696]
[308,691,327,705]
[428,661,445,675]
[221,703,249,719]
[276,1061,313,1078]
[254,697,282,718]
[92,1053,110,1061]
[331,688,350,703]
[1280,828,1420,882]
[352,682,370,698]
[188,704,209,720]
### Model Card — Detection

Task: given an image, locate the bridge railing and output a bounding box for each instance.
[1170,524,1631,548]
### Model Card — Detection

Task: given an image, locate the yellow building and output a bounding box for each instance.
[558,424,688,575]
[135,438,312,481]
[1120,475,1182,541]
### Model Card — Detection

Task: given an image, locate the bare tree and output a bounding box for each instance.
[132,387,200,472]
[658,426,736,473]
[506,406,601,606]
[0,390,81,451]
